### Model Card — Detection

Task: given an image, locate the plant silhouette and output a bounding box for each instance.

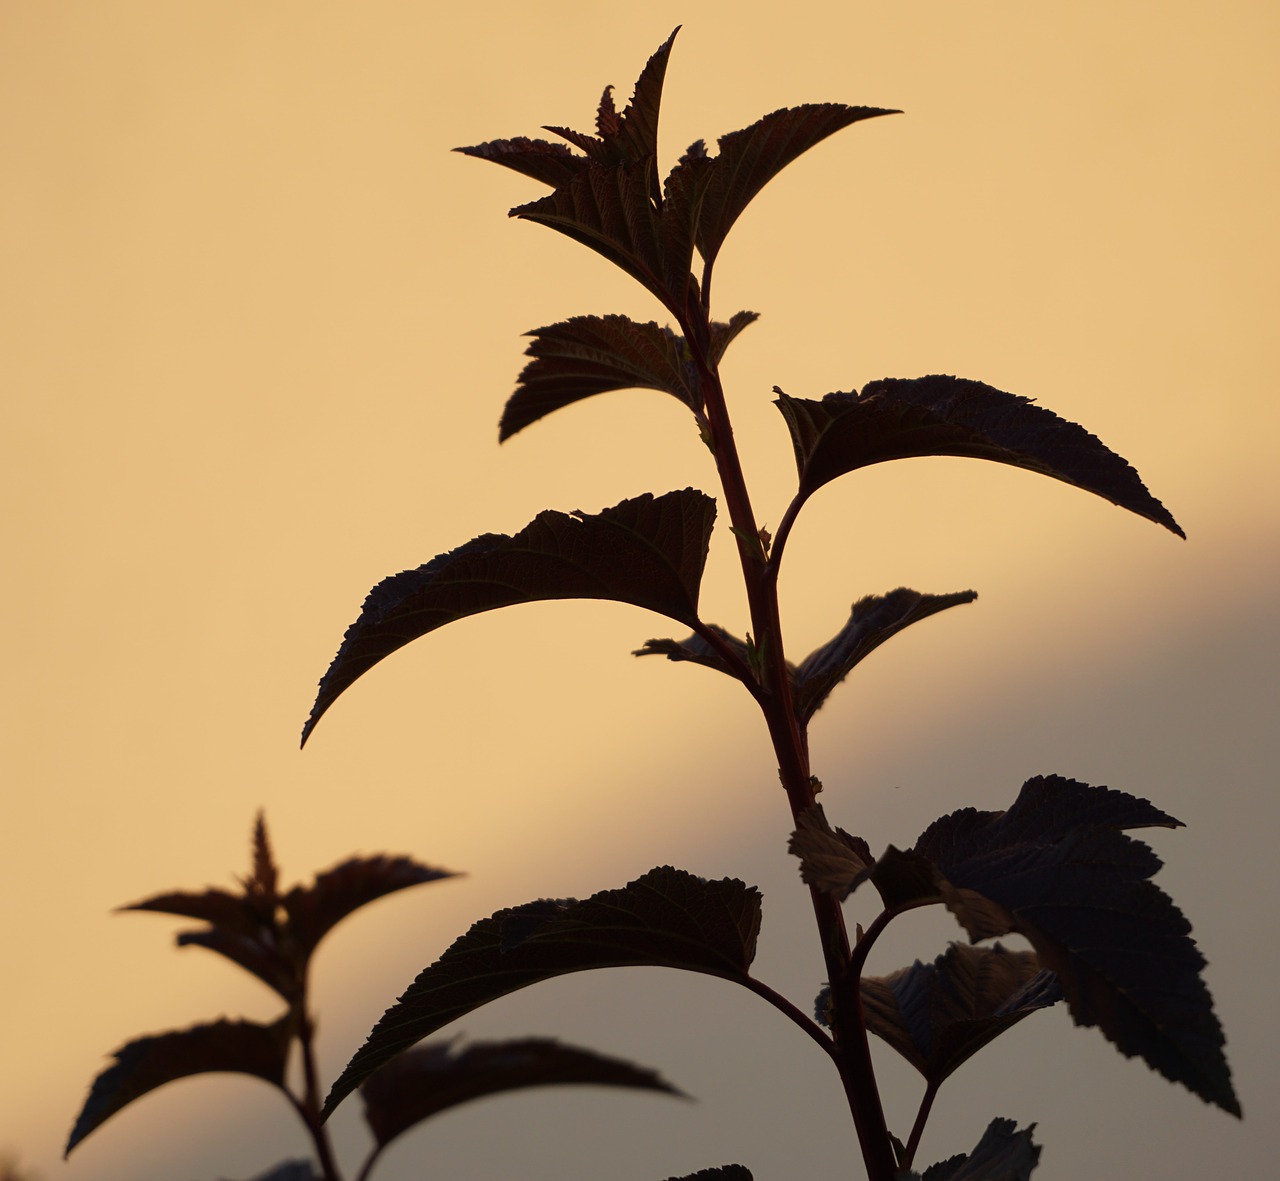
[70,28,1236,1181]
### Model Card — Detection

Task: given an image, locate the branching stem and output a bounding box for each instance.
[682,305,898,1181]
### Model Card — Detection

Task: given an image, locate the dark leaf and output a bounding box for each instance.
[774,378,1184,537]
[694,104,899,273]
[243,1163,318,1181]
[860,943,1061,1086]
[454,138,590,188]
[500,312,756,441]
[794,589,978,722]
[323,867,761,1114]
[282,855,457,959]
[359,1037,683,1149]
[919,1119,1039,1181]
[303,489,716,744]
[633,623,754,682]
[513,161,699,318]
[911,775,1238,1114]
[665,1169,754,1181]
[788,806,874,898]
[66,1017,291,1155]
[121,887,259,936]
[175,927,298,1001]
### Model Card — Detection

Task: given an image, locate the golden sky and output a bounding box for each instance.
[3,3,1277,1179]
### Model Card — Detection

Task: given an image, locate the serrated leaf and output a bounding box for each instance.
[693,104,898,274]
[860,943,1061,1086]
[665,1169,754,1181]
[302,489,716,744]
[282,855,458,958]
[513,160,700,318]
[359,1037,683,1150]
[453,137,590,188]
[910,775,1238,1114]
[788,805,874,897]
[794,589,978,722]
[918,1119,1039,1181]
[774,379,1184,537]
[633,623,754,682]
[323,867,761,1114]
[500,311,757,441]
[66,1017,291,1155]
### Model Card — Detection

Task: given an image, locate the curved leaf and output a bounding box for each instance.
[694,104,899,273]
[66,1017,292,1155]
[794,588,978,722]
[918,1119,1040,1181]
[282,855,458,958]
[500,311,757,441]
[302,489,716,744]
[633,622,754,683]
[860,943,1061,1086]
[910,775,1238,1115]
[453,137,589,188]
[359,1037,683,1150]
[774,378,1184,537]
[322,866,761,1114]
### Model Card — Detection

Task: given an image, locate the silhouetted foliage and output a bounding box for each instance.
[72,26,1233,1181]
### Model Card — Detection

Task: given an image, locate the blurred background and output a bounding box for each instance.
[3,2,1276,1178]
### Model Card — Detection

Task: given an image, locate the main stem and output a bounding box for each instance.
[689,337,897,1181]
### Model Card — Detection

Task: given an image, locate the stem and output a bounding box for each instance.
[296,1004,343,1181]
[903,1081,941,1170]
[741,977,838,1061]
[682,309,898,1181]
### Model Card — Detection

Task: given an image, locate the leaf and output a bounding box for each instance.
[910,775,1239,1114]
[454,136,591,188]
[66,1017,291,1155]
[692,104,899,274]
[860,943,1061,1086]
[322,867,761,1114]
[359,1037,683,1150]
[633,623,754,682]
[793,589,978,722]
[788,810,936,909]
[665,1169,754,1181]
[774,378,1184,537]
[282,855,458,958]
[500,311,757,441]
[918,1119,1040,1181]
[244,1163,318,1181]
[175,927,299,1001]
[788,805,875,897]
[513,160,700,318]
[302,489,716,744]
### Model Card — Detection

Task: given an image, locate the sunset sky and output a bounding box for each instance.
[3,3,1277,1179]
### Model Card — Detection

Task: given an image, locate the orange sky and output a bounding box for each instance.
[3,4,1277,1179]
